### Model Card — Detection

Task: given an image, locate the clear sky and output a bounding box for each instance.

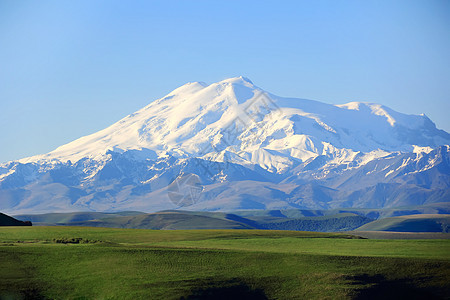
[1,0,449,163]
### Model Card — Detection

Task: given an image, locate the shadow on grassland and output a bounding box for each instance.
[180,279,268,300]
[350,274,447,300]
[0,288,46,300]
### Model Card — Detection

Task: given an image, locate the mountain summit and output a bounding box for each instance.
[1,77,449,214]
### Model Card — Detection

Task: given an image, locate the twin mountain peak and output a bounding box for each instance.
[1,77,449,214]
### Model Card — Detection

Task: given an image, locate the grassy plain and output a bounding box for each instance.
[1,226,449,299]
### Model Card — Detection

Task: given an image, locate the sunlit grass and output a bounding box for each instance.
[1,226,449,299]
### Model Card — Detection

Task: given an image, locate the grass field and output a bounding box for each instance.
[1,227,449,299]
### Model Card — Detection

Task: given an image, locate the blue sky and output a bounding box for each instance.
[1,0,449,163]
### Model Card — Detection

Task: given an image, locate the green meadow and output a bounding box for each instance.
[1,227,449,299]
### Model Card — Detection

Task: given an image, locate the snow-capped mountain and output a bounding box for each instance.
[1,77,449,214]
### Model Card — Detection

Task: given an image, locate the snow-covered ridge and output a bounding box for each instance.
[16,77,450,176]
[1,77,449,214]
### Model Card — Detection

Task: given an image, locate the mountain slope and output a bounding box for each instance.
[356,214,450,232]
[0,213,31,226]
[0,77,449,214]
[13,211,143,224]
[68,211,255,230]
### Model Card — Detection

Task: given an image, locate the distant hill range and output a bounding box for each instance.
[356,214,450,233]
[13,204,450,233]
[14,210,372,232]
[0,212,31,226]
